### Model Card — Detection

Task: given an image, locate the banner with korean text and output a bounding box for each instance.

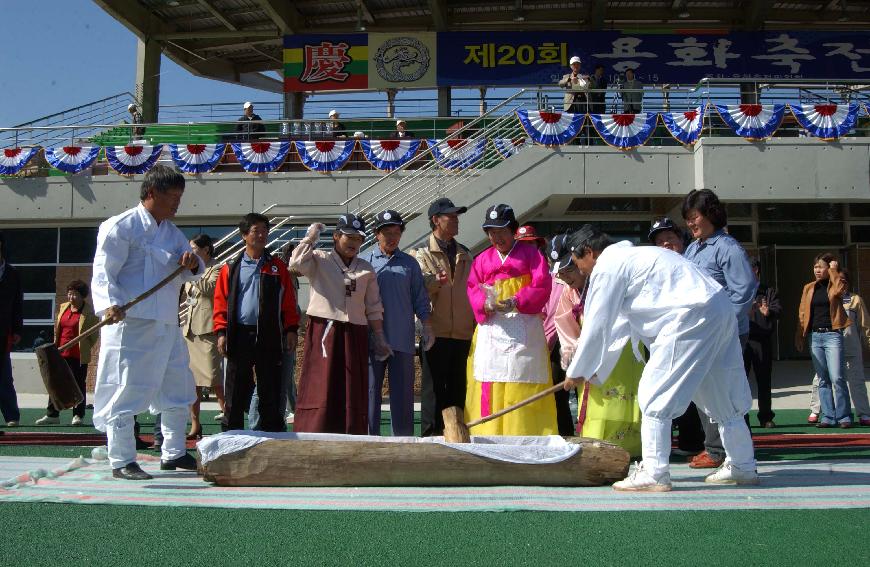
[285,31,870,91]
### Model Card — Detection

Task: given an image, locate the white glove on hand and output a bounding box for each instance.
[560,344,576,370]
[421,322,436,351]
[373,331,394,361]
[305,222,326,241]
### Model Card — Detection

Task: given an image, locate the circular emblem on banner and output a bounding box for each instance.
[352,220,361,229]
[489,211,498,219]
[383,212,392,220]
[374,37,430,83]
[550,250,559,260]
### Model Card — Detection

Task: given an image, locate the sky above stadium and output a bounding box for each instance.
[0,0,271,127]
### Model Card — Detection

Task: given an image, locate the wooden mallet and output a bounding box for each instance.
[442,380,573,443]
[35,265,189,411]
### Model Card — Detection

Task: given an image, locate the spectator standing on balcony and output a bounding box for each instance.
[181,234,224,439]
[91,165,204,480]
[620,69,644,114]
[558,56,590,114]
[0,233,22,428]
[214,214,299,433]
[808,269,870,427]
[745,257,781,429]
[389,119,415,139]
[127,104,144,140]
[236,102,265,140]
[35,280,99,427]
[415,198,475,437]
[290,215,389,434]
[797,254,852,428]
[648,217,703,457]
[682,189,757,470]
[588,64,609,115]
[361,210,434,436]
[328,109,347,138]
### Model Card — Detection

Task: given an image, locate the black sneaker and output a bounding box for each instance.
[112,462,153,480]
[160,453,198,471]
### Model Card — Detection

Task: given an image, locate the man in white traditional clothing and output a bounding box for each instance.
[563,225,757,492]
[91,165,204,480]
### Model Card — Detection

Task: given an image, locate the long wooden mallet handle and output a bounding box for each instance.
[466,381,568,429]
[57,264,189,354]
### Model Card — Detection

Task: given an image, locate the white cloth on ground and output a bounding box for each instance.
[197,431,580,466]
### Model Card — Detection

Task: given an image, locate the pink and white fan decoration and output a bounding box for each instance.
[0,147,40,175]
[715,104,786,141]
[359,139,420,171]
[169,143,226,174]
[105,144,164,176]
[294,140,356,172]
[588,112,658,149]
[493,137,534,159]
[44,146,100,174]
[516,109,584,146]
[661,105,706,145]
[231,141,292,173]
[790,103,859,141]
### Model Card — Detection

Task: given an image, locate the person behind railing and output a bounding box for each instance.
[389,119,415,139]
[620,69,644,114]
[328,109,347,138]
[290,215,390,434]
[127,104,144,140]
[588,64,609,115]
[558,55,590,114]
[236,102,265,141]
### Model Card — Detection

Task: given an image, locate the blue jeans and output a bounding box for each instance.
[249,349,296,430]
[810,330,852,424]
[0,351,20,423]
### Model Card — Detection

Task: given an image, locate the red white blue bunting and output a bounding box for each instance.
[44,146,100,174]
[427,138,487,170]
[0,147,40,175]
[661,106,706,146]
[715,104,785,141]
[588,113,658,150]
[294,140,356,173]
[516,110,584,146]
[359,139,420,171]
[493,137,534,159]
[231,141,291,173]
[169,143,226,174]
[105,144,164,176]
[790,103,859,141]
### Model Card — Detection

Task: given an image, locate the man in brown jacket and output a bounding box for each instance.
[415,197,475,436]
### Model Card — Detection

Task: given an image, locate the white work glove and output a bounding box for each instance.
[494,297,516,313]
[373,331,394,361]
[560,344,576,370]
[306,222,326,241]
[421,322,436,352]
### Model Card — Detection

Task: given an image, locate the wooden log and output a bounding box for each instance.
[441,406,470,443]
[200,437,630,487]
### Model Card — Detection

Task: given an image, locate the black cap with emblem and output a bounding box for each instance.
[482,203,517,229]
[336,213,366,236]
[548,233,574,272]
[372,209,405,231]
[427,197,467,218]
[566,224,596,256]
[647,217,682,243]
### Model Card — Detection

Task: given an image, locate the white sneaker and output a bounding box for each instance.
[71,415,84,426]
[285,412,295,425]
[6,420,19,427]
[213,412,224,421]
[35,415,60,425]
[704,462,759,485]
[613,462,672,492]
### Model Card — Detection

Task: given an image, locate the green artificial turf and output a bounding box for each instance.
[3,504,869,566]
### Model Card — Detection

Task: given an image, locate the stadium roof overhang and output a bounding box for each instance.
[95,0,870,93]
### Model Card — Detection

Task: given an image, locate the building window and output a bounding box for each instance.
[566,198,651,214]
[3,228,57,263]
[727,223,754,244]
[758,221,844,246]
[59,227,98,264]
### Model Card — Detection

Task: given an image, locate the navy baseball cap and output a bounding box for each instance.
[648,217,682,243]
[482,204,517,229]
[336,213,366,236]
[372,210,405,231]
[548,233,574,272]
[427,197,467,218]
